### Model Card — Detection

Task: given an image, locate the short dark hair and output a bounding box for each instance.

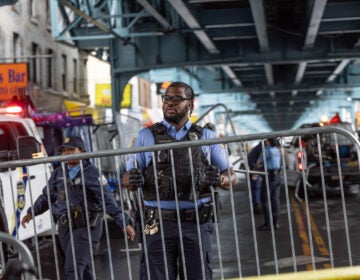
[166,82,194,99]
[268,138,279,147]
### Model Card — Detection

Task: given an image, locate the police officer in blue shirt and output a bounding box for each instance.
[123,82,236,280]
[257,138,282,231]
[21,135,135,280]
[247,141,263,214]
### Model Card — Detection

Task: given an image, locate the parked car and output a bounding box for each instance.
[283,121,360,200]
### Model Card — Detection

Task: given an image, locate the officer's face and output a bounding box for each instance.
[162,86,193,125]
[61,147,82,167]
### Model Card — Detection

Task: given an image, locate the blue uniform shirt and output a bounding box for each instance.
[126,119,231,209]
[258,145,281,170]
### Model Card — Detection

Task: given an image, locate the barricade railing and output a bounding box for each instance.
[0,232,36,280]
[0,126,359,279]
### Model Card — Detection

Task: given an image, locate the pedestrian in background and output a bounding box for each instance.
[123,81,236,280]
[21,135,135,280]
[257,138,282,231]
[247,141,263,214]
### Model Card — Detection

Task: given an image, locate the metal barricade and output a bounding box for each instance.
[0,232,36,280]
[0,126,359,279]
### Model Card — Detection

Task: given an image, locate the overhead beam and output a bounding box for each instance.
[167,0,219,54]
[221,66,242,86]
[322,1,360,21]
[303,0,327,49]
[249,0,269,52]
[200,82,360,94]
[136,0,172,29]
[249,0,273,90]
[57,0,126,42]
[315,59,351,95]
[112,46,360,73]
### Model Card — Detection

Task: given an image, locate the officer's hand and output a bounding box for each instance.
[125,225,136,241]
[205,165,221,186]
[21,214,33,228]
[129,168,145,190]
[198,165,221,190]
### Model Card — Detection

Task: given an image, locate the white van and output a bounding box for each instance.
[0,115,52,240]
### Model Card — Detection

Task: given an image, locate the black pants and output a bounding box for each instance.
[261,173,282,225]
[58,222,102,280]
[140,220,214,280]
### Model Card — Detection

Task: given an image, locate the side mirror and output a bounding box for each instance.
[283,142,291,148]
[17,136,41,160]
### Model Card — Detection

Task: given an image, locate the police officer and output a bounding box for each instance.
[21,135,135,280]
[123,81,236,280]
[247,141,263,214]
[257,138,282,231]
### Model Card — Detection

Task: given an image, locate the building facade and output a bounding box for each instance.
[0,1,89,112]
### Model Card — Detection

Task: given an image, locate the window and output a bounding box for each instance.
[0,122,27,155]
[73,58,77,93]
[79,59,87,95]
[61,55,67,91]
[139,78,151,107]
[47,49,53,88]
[45,0,50,26]
[31,43,39,83]
[12,33,20,62]
[29,0,36,18]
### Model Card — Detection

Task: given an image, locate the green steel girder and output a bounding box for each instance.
[51,0,360,131]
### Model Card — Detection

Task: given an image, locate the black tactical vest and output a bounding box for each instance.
[143,123,210,201]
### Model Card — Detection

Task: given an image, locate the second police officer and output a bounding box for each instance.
[257,138,282,231]
[21,135,135,280]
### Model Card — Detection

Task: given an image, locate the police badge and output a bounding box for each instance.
[189,132,198,141]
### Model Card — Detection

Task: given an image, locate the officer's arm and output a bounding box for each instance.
[103,187,132,228]
[122,171,132,190]
[87,172,132,227]
[26,171,57,217]
[219,168,236,190]
[23,186,50,228]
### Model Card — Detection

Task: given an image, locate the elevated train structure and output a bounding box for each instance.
[51,0,360,132]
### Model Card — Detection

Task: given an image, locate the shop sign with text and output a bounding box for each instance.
[0,63,28,101]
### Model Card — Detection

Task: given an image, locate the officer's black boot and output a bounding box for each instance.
[273,218,279,230]
[257,223,271,231]
[253,203,262,214]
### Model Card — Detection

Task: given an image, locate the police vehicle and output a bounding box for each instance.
[283,119,360,200]
[0,111,52,241]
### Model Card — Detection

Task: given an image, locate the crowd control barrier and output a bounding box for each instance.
[0,126,359,280]
[0,232,36,279]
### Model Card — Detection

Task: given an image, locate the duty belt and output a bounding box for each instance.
[145,205,213,223]
[57,210,98,227]
[58,214,71,225]
[268,169,280,175]
[145,207,197,222]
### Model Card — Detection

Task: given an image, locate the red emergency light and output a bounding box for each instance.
[329,113,341,124]
[5,105,22,114]
[297,151,305,171]
[0,105,23,115]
